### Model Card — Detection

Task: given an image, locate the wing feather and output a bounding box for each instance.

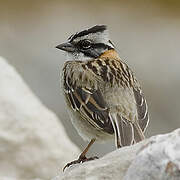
[65,86,114,134]
[133,88,149,133]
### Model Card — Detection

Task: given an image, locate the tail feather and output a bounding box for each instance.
[110,113,134,148]
[133,121,145,143]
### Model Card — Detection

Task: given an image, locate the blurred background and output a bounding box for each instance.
[0,0,180,157]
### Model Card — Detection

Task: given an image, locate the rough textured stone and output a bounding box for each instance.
[54,141,145,180]
[0,57,79,180]
[55,129,180,180]
[124,129,180,180]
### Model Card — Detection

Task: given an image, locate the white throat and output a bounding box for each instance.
[65,52,92,61]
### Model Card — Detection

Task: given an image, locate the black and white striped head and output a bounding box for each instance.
[56,25,115,60]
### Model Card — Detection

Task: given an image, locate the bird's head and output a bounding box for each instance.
[56,25,115,60]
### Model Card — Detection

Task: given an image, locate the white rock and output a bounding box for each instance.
[55,129,180,180]
[0,57,80,180]
[56,141,145,180]
[124,129,180,180]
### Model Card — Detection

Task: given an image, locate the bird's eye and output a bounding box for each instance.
[79,39,91,50]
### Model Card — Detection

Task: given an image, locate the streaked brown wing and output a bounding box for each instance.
[64,83,114,134]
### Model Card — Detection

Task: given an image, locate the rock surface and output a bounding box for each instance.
[55,141,145,180]
[124,129,180,180]
[55,129,180,180]
[0,57,80,180]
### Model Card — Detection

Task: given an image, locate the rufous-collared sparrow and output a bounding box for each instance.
[56,25,149,171]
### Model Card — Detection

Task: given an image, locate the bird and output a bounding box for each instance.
[56,25,149,171]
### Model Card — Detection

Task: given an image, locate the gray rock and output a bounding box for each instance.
[0,57,79,180]
[56,129,180,180]
[124,129,180,180]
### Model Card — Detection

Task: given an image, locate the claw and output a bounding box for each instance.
[63,156,99,171]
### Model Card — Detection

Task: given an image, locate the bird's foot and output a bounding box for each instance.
[63,155,99,171]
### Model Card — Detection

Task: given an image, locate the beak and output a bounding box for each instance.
[55,42,75,52]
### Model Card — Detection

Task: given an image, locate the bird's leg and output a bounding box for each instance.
[63,138,98,171]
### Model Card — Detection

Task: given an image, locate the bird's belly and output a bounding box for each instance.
[67,107,114,143]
